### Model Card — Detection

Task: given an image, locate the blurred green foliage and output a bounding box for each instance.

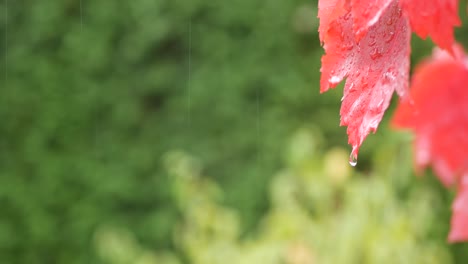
[0,1,467,263]
[98,129,453,264]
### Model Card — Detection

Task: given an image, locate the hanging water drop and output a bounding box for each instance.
[349,153,357,166]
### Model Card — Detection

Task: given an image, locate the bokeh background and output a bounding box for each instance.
[1,1,468,263]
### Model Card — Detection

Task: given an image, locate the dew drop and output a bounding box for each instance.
[368,34,377,47]
[383,71,396,83]
[349,146,358,167]
[369,48,382,60]
[384,31,395,43]
[343,13,352,21]
[342,43,354,51]
[363,8,370,17]
[349,153,357,167]
[386,17,393,25]
[376,98,384,107]
[396,7,402,17]
[329,76,341,84]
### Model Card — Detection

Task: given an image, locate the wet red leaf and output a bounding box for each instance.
[319,1,410,159]
[318,0,460,159]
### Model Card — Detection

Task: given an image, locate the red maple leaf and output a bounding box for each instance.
[318,0,460,161]
[391,45,468,242]
[319,1,410,161]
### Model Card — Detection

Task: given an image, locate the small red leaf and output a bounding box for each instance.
[320,1,410,157]
[400,0,461,51]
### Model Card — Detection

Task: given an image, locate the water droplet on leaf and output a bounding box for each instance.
[384,31,395,43]
[342,43,354,51]
[340,32,345,41]
[370,48,383,60]
[386,17,394,25]
[368,34,377,47]
[349,153,358,166]
[349,146,359,167]
[329,76,341,84]
[383,71,396,83]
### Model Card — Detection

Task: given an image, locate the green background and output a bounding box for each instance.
[0,1,467,263]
